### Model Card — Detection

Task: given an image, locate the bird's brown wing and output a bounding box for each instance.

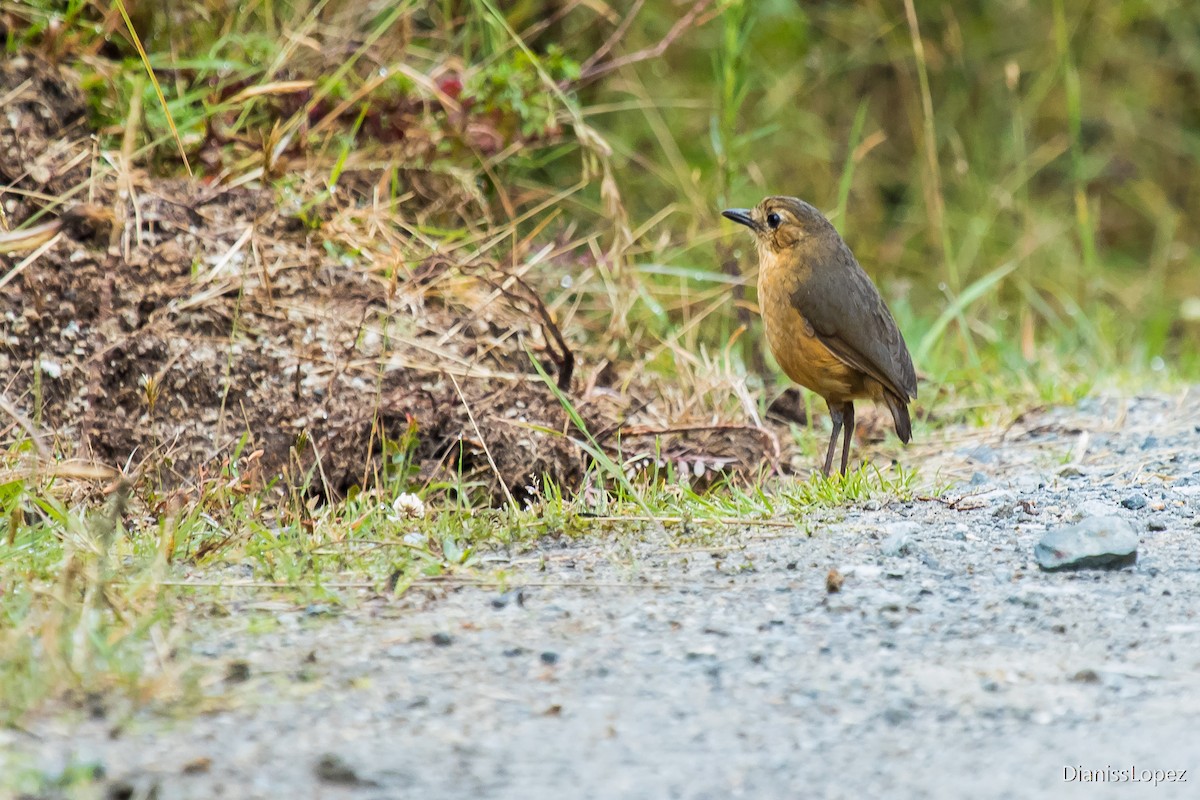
[790,243,918,401]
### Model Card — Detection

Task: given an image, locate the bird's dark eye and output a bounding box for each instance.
[766,212,782,229]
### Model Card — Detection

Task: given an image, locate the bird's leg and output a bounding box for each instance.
[823,403,844,477]
[839,401,855,476]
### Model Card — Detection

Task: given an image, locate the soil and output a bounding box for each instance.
[6,392,1200,799]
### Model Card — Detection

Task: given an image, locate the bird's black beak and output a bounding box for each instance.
[722,208,758,231]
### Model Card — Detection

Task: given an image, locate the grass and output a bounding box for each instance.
[1,0,1198,761]
[0,414,928,731]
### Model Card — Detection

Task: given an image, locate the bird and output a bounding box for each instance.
[723,196,917,476]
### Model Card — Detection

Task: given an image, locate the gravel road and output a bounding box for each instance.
[8,391,1200,799]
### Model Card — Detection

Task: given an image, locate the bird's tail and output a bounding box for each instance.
[885,391,912,444]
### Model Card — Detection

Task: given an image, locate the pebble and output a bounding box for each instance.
[1034,517,1139,572]
[1121,494,1148,510]
[1148,520,1167,532]
[491,589,526,609]
[430,632,454,647]
[314,753,367,786]
[224,660,251,683]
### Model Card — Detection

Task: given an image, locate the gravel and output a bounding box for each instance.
[6,391,1200,799]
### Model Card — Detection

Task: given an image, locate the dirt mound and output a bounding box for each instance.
[2,179,599,503]
[0,55,776,504]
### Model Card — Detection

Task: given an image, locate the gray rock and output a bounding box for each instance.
[1035,517,1139,572]
[1121,493,1148,510]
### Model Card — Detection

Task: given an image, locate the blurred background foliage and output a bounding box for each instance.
[7,0,1200,398]
[587,0,1200,389]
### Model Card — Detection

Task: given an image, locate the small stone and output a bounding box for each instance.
[490,589,526,609]
[38,358,63,379]
[315,754,365,785]
[224,660,251,683]
[1070,668,1101,684]
[1121,494,1148,510]
[1035,517,1138,572]
[540,651,559,665]
[104,780,139,800]
[181,757,212,775]
[1148,520,1168,532]
[825,568,844,593]
[1058,465,1083,478]
[430,632,453,647]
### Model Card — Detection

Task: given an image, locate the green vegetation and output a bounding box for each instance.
[1,0,1197,744]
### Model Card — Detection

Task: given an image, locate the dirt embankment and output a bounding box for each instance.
[0,53,778,504]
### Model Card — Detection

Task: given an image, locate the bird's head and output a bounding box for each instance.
[722,196,835,256]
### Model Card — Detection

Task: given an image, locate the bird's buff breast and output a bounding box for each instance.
[756,250,865,402]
